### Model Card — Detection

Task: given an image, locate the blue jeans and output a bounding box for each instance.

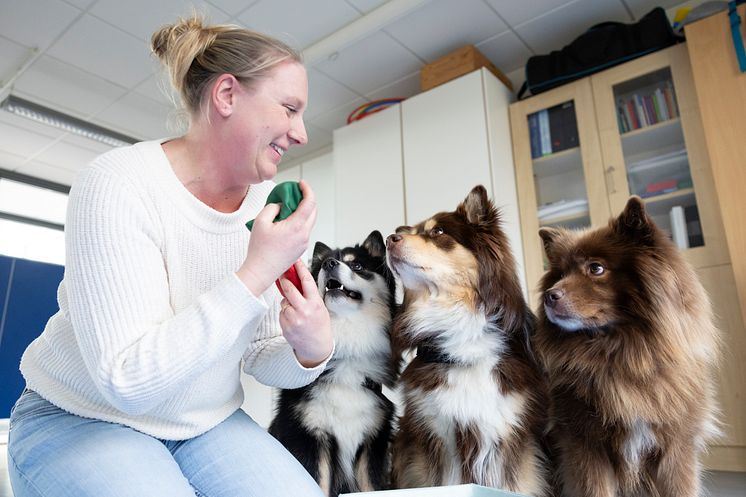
[7,389,324,497]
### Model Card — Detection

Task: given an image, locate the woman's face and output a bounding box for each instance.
[230,61,308,183]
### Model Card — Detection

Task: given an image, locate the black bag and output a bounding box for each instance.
[518,7,682,99]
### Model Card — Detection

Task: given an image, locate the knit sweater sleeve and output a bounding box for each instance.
[65,165,267,416]
[242,288,334,388]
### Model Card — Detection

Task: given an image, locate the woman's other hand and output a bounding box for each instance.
[278,260,333,368]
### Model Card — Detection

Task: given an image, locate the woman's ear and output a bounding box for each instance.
[211,73,238,117]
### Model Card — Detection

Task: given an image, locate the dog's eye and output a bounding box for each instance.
[430,227,444,237]
[349,262,363,271]
[588,262,605,276]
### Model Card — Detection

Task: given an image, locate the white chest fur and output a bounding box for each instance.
[408,361,526,485]
[301,378,383,459]
[622,418,658,472]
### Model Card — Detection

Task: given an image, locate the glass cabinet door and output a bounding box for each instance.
[612,67,701,249]
[528,101,591,230]
[510,78,610,297]
[592,44,729,267]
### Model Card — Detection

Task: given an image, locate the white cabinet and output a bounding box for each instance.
[333,105,405,247]
[332,68,525,292]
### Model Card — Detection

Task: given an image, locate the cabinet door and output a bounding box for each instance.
[333,105,405,246]
[303,153,335,250]
[510,78,610,300]
[401,70,494,224]
[590,44,729,268]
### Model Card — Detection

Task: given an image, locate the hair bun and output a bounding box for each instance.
[150,16,207,61]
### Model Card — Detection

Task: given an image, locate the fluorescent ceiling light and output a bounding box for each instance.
[0,95,137,148]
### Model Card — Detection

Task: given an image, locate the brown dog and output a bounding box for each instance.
[386,185,550,495]
[534,196,720,497]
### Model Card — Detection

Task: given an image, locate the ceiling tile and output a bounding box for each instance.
[385,0,508,62]
[206,0,260,17]
[61,133,115,155]
[47,14,153,88]
[306,68,360,120]
[14,55,128,119]
[0,150,27,171]
[484,0,574,26]
[345,0,388,14]
[365,70,420,101]
[310,97,365,132]
[16,160,78,185]
[237,0,361,49]
[0,37,34,85]
[0,0,81,49]
[92,92,171,140]
[515,0,630,55]
[90,0,230,42]
[61,0,97,9]
[34,138,102,172]
[477,30,534,74]
[314,31,422,95]
[132,73,178,107]
[0,119,62,158]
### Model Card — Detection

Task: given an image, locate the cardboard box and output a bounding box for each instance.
[420,45,513,92]
[341,483,529,496]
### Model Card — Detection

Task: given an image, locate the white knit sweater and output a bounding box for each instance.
[20,140,330,440]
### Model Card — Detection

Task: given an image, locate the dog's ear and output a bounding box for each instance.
[539,227,561,259]
[312,241,333,264]
[362,230,386,258]
[459,185,497,226]
[613,196,655,243]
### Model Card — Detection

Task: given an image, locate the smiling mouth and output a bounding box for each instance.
[270,143,285,157]
[325,279,362,300]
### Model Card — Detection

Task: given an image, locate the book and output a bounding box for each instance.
[669,205,689,249]
[538,109,551,156]
[528,113,541,159]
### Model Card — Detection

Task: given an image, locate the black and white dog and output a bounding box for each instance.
[269,231,397,496]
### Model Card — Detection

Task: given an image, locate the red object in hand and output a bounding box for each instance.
[275,265,302,297]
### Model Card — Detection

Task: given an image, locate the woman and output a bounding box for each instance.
[7,15,333,497]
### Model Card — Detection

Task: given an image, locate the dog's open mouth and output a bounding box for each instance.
[325,279,362,300]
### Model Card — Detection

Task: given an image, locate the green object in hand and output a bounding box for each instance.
[245,181,305,297]
[246,181,303,231]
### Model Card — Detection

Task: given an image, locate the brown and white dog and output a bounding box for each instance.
[385,185,550,495]
[534,197,720,497]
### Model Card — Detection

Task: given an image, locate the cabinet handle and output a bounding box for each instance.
[605,166,616,194]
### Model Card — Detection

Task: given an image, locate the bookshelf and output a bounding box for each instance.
[510,43,740,471]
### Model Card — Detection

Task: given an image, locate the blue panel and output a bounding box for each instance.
[0,258,64,417]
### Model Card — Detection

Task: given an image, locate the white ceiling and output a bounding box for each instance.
[0,0,689,186]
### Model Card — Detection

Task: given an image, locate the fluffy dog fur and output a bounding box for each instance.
[534,196,720,497]
[268,231,397,496]
[386,185,550,495]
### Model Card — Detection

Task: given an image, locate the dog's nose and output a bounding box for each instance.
[386,234,402,246]
[544,288,565,308]
[322,258,339,271]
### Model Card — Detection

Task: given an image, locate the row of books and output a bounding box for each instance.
[617,83,679,133]
[529,102,579,159]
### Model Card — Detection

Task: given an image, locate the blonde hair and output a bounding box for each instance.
[151,15,302,116]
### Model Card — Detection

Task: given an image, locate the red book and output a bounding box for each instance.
[646,179,677,193]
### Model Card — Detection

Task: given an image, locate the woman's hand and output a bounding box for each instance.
[278,260,333,368]
[237,180,317,297]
